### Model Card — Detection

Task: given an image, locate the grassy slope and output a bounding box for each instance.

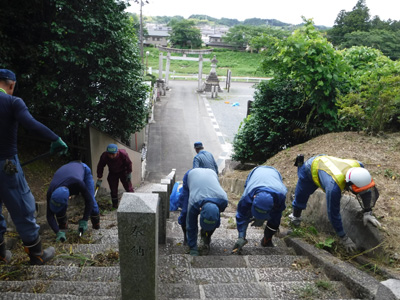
[144,47,267,77]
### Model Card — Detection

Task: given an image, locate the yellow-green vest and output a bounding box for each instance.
[311,156,361,191]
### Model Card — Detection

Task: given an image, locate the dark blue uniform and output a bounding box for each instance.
[0,92,59,244]
[46,162,100,234]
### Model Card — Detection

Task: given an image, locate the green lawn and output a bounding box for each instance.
[144,47,269,78]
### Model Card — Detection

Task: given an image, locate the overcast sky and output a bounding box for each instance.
[126,0,400,27]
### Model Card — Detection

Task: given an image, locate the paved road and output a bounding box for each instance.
[145,80,256,182]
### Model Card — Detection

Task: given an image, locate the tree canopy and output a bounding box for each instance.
[168,19,202,48]
[233,19,349,163]
[0,0,148,147]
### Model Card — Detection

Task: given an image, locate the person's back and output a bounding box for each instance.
[192,142,218,174]
[187,168,226,208]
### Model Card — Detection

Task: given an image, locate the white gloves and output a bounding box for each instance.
[340,235,357,253]
[289,213,302,227]
[363,211,381,227]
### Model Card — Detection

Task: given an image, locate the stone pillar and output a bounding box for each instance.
[165,52,171,90]
[197,54,203,92]
[166,169,176,188]
[161,178,172,218]
[152,184,168,244]
[158,52,163,80]
[118,193,159,300]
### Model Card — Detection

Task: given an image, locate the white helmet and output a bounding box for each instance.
[345,167,371,188]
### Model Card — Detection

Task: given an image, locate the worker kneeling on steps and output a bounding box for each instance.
[47,161,100,243]
[232,166,287,254]
[178,168,228,256]
[289,155,381,253]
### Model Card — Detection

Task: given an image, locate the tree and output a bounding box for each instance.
[341,29,400,60]
[232,19,349,163]
[168,19,202,49]
[222,25,286,51]
[328,0,371,46]
[337,46,400,133]
[261,19,349,133]
[249,27,290,52]
[0,0,148,146]
[232,80,305,163]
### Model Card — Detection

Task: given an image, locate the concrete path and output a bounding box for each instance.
[145,80,255,182]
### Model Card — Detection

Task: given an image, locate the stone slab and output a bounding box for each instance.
[118,193,159,300]
[203,283,271,298]
[1,293,117,300]
[285,237,379,299]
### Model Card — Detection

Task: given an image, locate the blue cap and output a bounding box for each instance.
[200,202,220,231]
[0,69,16,81]
[194,142,203,149]
[251,192,273,220]
[50,187,69,214]
[107,143,118,153]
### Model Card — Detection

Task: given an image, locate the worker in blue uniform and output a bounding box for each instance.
[233,166,287,253]
[192,142,219,175]
[178,168,228,256]
[47,161,100,242]
[0,69,68,265]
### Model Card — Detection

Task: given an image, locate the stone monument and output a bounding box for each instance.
[118,193,159,300]
[202,55,222,93]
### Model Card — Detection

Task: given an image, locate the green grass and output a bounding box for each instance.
[144,47,269,78]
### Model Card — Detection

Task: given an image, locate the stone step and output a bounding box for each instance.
[158,266,325,284]
[28,265,120,282]
[1,293,117,300]
[158,254,310,269]
[5,253,311,283]
[0,280,120,297]
[160,237,296,256]
[158,281,357,299]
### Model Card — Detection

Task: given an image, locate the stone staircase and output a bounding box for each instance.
[0,183,373,300]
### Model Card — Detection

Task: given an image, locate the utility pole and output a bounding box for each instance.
[140,0,144,64]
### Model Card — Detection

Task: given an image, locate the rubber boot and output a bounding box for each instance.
[56,214,68,230]
[261,224,276,247]
[181,225,187,245]
[0,240,12,264]
[24,237,55,265]
[199,229,214,255]
[112,198,119,209]
[91,214,100,229]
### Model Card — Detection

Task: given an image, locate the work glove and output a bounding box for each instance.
[289,213,302,227]
[95,180,102,189]
[363,211,381,227]
[232,237,248,254]
[56,231,66,243]
[126,173,132,182]
[189,249,199,256]
[340,235,357,253]
[250,218,264,227]
[78,219,88,235]
[50,137,68,155]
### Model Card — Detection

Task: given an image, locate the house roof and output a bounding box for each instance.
[147,29,169,37]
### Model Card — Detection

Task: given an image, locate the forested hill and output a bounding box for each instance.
[146,14,331,29]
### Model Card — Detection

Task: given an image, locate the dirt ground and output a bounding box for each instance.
[223,131,400,275]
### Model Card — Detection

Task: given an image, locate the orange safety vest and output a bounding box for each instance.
[311,156,361,191]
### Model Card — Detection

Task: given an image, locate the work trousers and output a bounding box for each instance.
[107,171,133,199]
[292,159,345,236]
[0,155,39,244]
